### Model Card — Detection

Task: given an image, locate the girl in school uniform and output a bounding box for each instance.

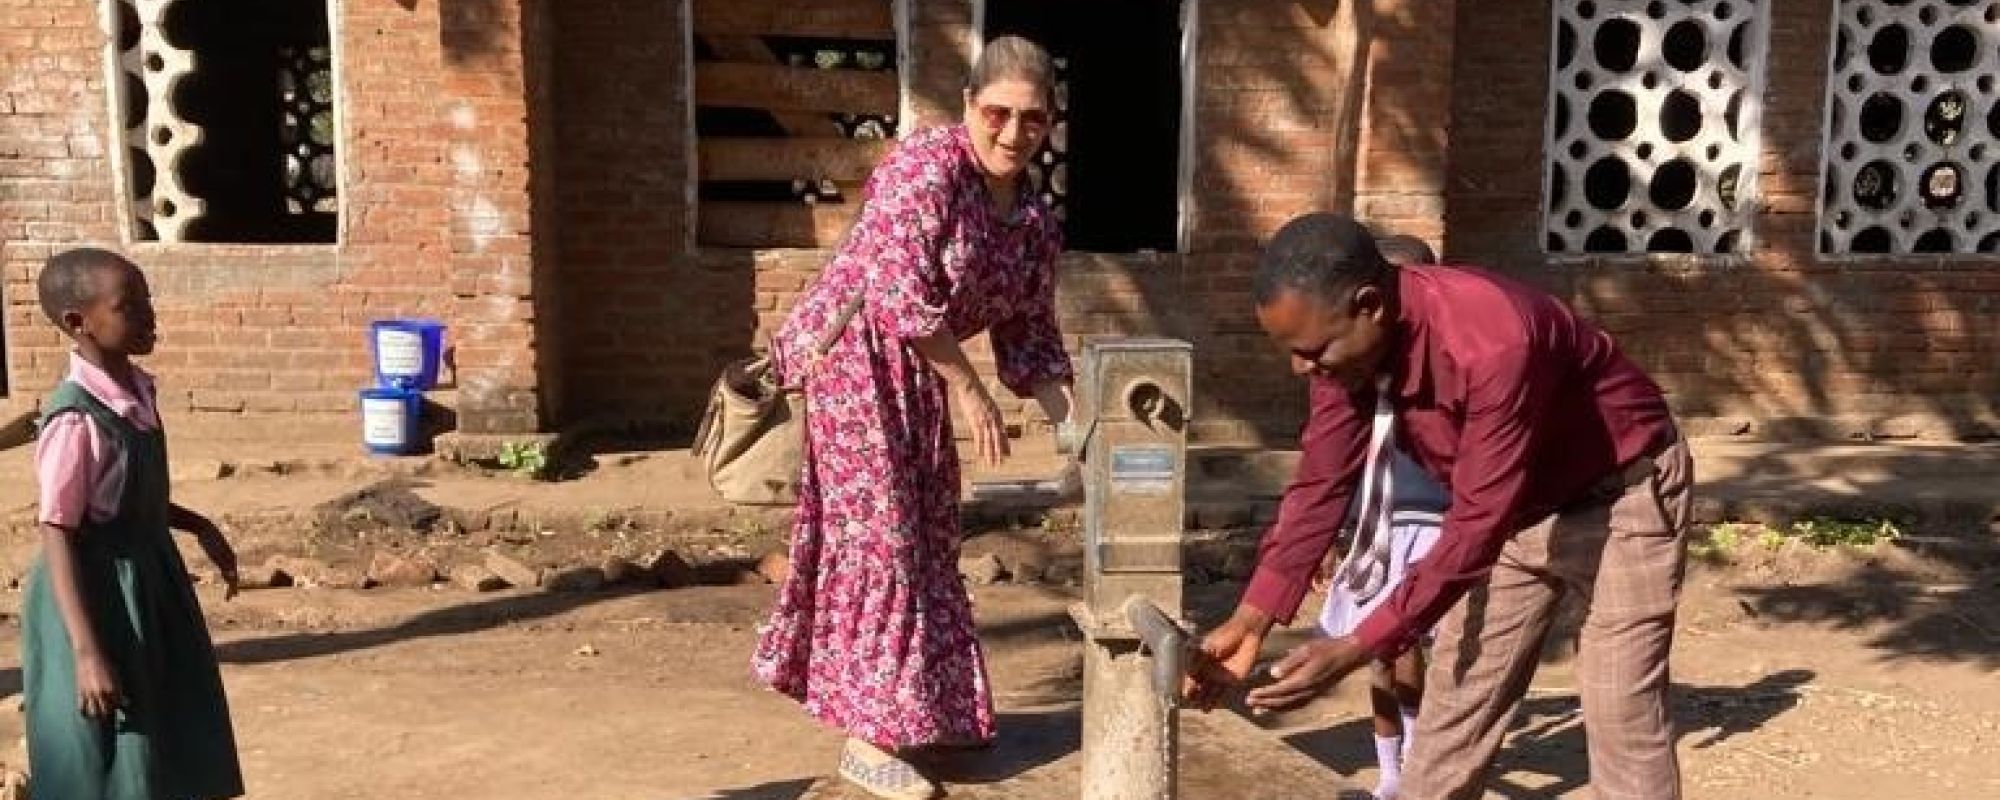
[22,248,244,799]
[1315,234,1447,800]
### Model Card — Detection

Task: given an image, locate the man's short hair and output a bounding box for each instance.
[1252,213,1391,306]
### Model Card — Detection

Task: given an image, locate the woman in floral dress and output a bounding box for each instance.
[752,36,1075,800]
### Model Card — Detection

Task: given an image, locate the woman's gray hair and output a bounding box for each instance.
[967,35,1056,102]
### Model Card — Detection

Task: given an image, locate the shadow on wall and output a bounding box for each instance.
[548,0,725,438]
[1571,258,2000,441]
[1563,124,2000,440]
[1043,0,1420,446]
[439,0,511,65]
[544,0,1443,447]
[546,0,985,439]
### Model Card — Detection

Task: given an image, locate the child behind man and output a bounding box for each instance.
[22,248,245,799]
[1314,234,1446,800]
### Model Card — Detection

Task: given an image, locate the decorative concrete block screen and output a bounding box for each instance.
[107,0,204,242]
[1543,0,1767,255]
[1027,55,1071,224]
[1818,1,2000,254]
[103,0,340,244]
[277,44,338,218]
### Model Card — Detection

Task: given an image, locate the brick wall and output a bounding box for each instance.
[440,0,561,434]
[549,0,703,430]
[1186,0,1454,441]
[1,0,125,403]
[550,0,1480,446]
[548,0,1408,444]
[0,0,554,443]
[547,0,998,434]
[1445,0,2000,439]
[903,0,977,128]
[9,0,1993,448]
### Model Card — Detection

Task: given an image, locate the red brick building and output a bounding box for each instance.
[2,0,1996,449]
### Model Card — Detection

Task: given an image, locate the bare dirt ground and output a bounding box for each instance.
[1,533,1995,800]
[1269,536,2000,800]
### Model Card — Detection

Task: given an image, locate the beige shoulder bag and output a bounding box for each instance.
[692,295,866,506]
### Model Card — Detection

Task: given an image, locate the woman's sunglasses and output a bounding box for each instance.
[977,104,1051,135]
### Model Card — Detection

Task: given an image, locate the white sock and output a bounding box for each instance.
[1373,734,1403,799]
[1400,706,1421,761]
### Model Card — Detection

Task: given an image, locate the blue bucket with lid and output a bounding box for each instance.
[370,319,446,390]
[358,387,421,456]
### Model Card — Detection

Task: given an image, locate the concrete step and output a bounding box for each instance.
[1190,440,2000,494]
[987,441,2000,534]
[1187,441,2000,532]
[8,429,1998,549]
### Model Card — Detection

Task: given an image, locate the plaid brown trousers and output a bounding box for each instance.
[1402,433,1695,800]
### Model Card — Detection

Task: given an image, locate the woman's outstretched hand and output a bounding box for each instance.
[958,382,1011,468]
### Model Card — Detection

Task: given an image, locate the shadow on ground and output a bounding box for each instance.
[1283,669,1816,799]
[691,708,1080,800]
[695,779,818,800]
[212,584,748,665]
[1733,541,2000,669]
[914,707,1082,785]
[213,580,1081,669]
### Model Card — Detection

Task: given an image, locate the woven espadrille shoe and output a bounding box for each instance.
[838,737,941,800]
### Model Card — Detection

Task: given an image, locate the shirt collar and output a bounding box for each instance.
[1388,267,1435,400]
[65,351,157,423]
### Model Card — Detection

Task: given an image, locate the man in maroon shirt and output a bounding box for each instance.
[1185,214,1694,799]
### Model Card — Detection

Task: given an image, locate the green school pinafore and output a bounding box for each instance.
[21,382,244,799]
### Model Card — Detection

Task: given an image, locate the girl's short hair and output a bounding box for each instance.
[37,247,130,326]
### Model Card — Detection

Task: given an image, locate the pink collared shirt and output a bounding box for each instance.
[36,353,162,529]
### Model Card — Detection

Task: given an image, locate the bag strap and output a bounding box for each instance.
[696,295,862,458]
[790,294,866,384]
[691,376,727,459]
[812,295,866,358]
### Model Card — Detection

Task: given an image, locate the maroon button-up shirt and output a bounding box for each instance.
[1242,263,1675,658]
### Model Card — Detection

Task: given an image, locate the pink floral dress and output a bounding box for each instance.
[752,124,1072,748]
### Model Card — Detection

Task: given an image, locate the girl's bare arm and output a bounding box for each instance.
[40,524,123,717]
